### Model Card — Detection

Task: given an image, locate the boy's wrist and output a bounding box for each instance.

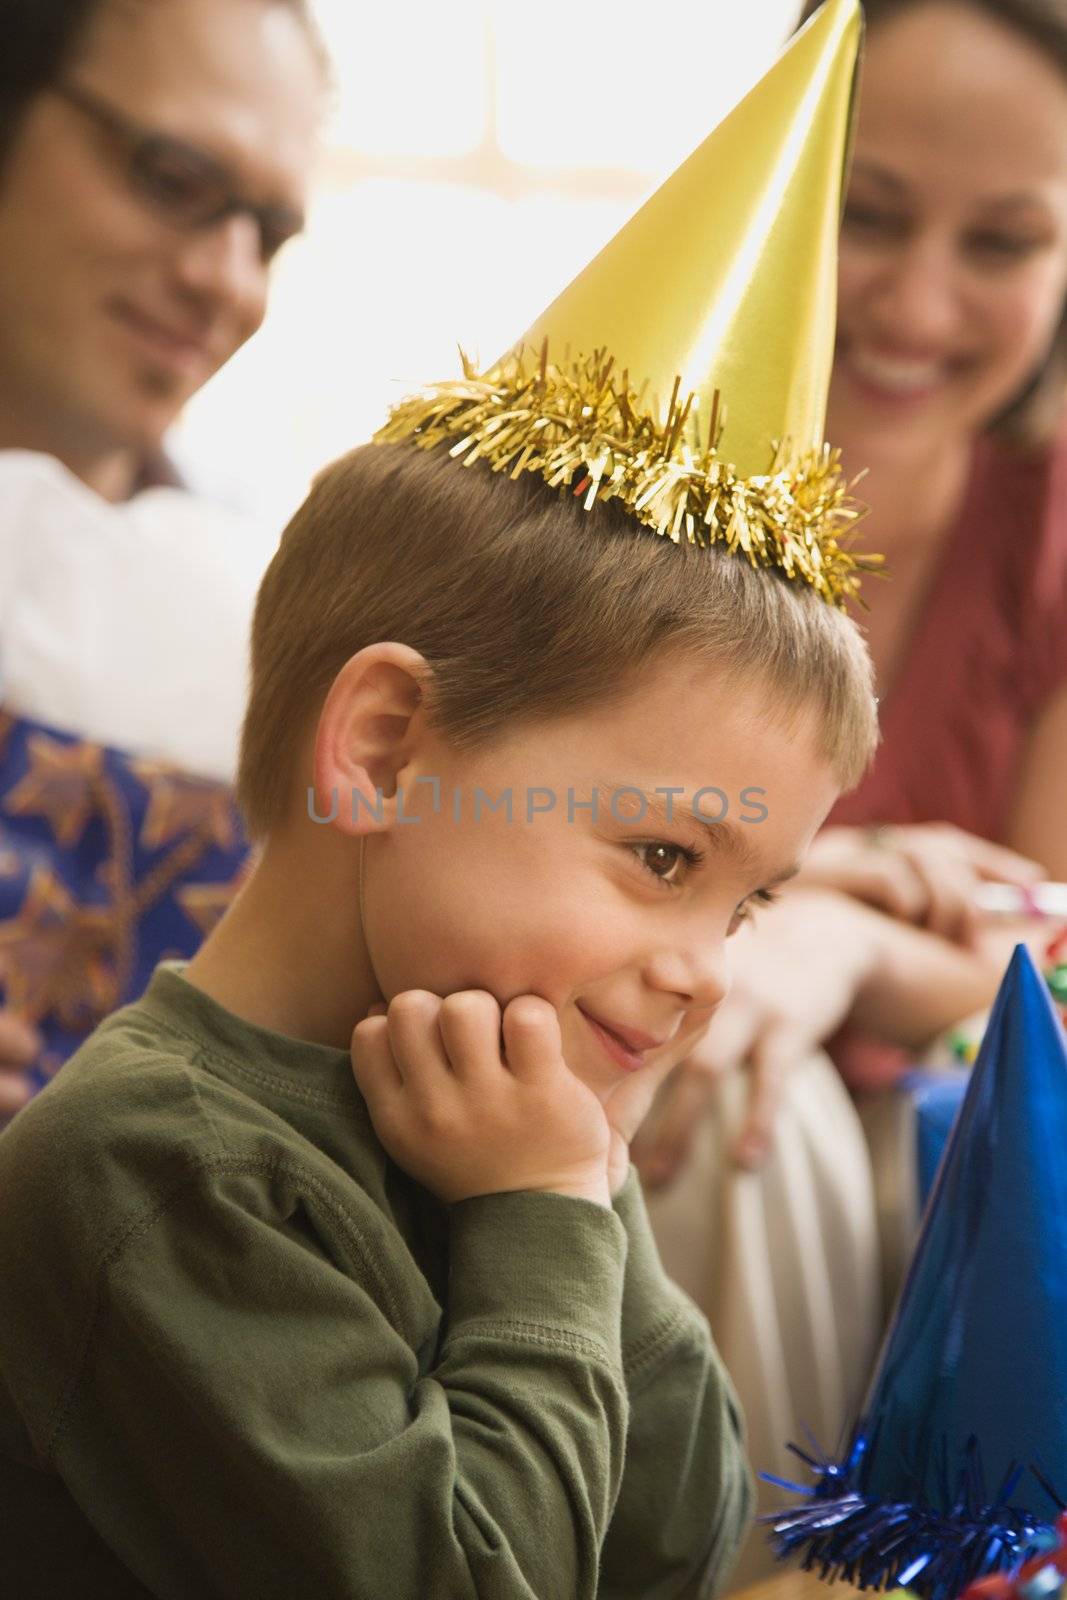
[448,1187,627,1358]
[540,1178,612,1209]
[607,1136,631,1199]
[610,1166,699,1366]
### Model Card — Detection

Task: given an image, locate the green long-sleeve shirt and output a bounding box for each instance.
[0,965,752,1598]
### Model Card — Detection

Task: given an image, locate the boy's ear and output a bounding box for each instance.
[312,643,428,837]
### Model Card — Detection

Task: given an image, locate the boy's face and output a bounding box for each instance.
[358,651,841,1102]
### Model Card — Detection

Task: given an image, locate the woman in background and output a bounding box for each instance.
[637,1,1067,1583]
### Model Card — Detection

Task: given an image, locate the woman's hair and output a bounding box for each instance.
[0,0,326,169]
[236,443,879,837]
[800,0,1067,446]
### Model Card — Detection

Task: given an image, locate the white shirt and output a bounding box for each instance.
[0,451,279,783]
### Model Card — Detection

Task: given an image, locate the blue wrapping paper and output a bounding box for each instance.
[0,708,248,1092]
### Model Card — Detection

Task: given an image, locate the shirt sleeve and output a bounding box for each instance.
[36,1157,631,1600]
[596,1169,754,1598]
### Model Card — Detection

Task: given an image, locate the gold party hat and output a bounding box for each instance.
[375,0,881,606]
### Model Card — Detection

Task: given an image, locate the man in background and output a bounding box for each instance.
[0,0,327,1101]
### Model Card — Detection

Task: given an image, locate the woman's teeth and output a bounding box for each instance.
[848,348,946,395]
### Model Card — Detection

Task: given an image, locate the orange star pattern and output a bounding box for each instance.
[131,760,237,853]
[3,733,104,849]
[0,867,115,1026]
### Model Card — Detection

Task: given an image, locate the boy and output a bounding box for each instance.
[0,438,874,1596]
[0,2,873,1593]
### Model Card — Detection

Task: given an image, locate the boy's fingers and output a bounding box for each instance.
[437,990,502,1082]
[500,995,560,1081]
[350,1015,402,1093]
[384,990,450,1089]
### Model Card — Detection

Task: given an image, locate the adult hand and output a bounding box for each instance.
[0,1009,40,1117]
[794,823,1042,947]
[632,890,881,1187]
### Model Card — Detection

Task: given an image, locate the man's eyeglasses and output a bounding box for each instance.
[51,81,305,264]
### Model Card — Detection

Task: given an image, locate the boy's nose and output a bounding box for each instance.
[645,940,729,1011]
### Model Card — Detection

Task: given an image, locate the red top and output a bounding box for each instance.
[828,431,1067,840]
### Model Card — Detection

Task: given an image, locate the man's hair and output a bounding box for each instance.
[236,444,878,837]
[801,0,1067,447]
[0,0,326,167]
[0,0,97,159]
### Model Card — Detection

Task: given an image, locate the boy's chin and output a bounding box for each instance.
[586,1048,680,1107]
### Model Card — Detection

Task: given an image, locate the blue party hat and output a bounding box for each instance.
[768,946,1067,1600]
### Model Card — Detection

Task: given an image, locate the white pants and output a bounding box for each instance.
[643,1052,886,1589]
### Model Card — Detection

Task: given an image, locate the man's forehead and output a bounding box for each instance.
[78,0,321,198]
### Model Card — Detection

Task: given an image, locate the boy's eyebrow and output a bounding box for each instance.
[597,782,802,886]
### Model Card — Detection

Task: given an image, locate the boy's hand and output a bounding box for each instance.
[351,990,613,1208]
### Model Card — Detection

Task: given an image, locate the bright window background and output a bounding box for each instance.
[171,0,802,524]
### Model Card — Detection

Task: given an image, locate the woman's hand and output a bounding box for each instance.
[794,823,1043,946]
[632,890,881,1187]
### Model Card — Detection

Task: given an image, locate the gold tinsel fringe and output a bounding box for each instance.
[374,345,883,608]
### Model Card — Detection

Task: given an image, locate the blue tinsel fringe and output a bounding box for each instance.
[762,1436,1061,1600]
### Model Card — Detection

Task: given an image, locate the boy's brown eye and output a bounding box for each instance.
[635,842,696,886]
[646,845,679,875]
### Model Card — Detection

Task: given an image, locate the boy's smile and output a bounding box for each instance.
[576,1004,666,1074]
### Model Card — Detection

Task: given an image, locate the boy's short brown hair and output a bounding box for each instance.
[236,443,878,837]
